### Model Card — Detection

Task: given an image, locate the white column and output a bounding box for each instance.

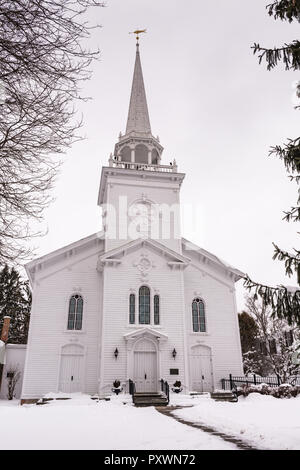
[131,146,135,163]
[148,149,152,165]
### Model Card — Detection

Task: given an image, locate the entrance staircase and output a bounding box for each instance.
[133,392,169,407]
[129,379,170,407]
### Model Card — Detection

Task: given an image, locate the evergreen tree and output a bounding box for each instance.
[238,311,259,354]
[0,265,31,344]
[238,310,267,375]
[244,0,300,325]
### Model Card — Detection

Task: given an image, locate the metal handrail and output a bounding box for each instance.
[129,379,136,397]
[160,379,170,404]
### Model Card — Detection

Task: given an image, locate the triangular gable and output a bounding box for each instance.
[124,327,168,342]
[98,238,191,267]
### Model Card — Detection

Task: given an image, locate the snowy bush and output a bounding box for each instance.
[237,382,300,399]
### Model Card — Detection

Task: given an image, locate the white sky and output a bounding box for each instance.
[31,0,299,311]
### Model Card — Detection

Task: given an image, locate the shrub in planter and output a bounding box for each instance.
[171,380,183,393]
[112,380,123,395]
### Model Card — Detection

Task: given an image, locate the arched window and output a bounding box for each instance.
[120,146,131,162]
[154,295,160,325]
[192,298,206,332]
[139,286,150,324]
[135,144,148,164]
[152,149,159,165]
[67,295,83,330]
[129,293,135,324]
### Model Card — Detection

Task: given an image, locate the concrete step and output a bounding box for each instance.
[133,393,168,407]
[211,391,238,403]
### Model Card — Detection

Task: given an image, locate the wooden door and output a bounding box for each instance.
[133,339,157,393]
[59,345,84,393]
[190,346,213,392]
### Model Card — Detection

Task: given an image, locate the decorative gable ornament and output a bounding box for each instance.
[133,252,155,281]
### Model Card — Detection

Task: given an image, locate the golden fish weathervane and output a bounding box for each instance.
[129,29,147,43]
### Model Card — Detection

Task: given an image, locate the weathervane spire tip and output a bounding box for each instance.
[129,28,147,45]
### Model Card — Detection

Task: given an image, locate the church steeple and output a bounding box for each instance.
[110,34,178,168]
[126,42,151,136]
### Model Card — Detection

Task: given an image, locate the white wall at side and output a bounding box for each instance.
[21,246,103,400]
[183,261,243,390]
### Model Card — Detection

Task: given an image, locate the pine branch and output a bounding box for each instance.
[252,41,300,71]
[269,137,300,175]
[272,243,300,281]
[267,0,300,22]
[283,206,300,222]
[243,275,300,326]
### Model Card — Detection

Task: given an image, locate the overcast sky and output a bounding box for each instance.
[31,0,299,310]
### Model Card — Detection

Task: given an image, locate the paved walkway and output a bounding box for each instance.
[156,406,260,451]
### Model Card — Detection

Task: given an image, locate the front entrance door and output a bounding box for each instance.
[190,346,213,392]
[133,339,157,393]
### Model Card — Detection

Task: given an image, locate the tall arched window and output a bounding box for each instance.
[139,286,150,324]
[192,298,206,332]
[129,293,135,324]
[154,295,160,325]
[67,294,83,330]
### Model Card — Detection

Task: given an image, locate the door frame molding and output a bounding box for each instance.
[124,327,168,390]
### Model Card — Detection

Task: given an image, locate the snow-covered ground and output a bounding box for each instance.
[1,392,299,450]
[0,394,235,450]
[173,393,300,450]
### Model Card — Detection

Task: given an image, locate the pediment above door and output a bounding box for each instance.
[124,327,168,351]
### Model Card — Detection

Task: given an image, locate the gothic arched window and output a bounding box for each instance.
[192,298,206,332]
[67,294,83,330]
[154,295,160,325]
[129,293,135,324]
[139,286,150,324]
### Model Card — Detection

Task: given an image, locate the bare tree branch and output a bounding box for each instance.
[0,0,105,264]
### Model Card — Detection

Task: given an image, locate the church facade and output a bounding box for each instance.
[21,41,244,402]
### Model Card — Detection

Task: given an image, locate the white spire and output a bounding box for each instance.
[125,43,151,135]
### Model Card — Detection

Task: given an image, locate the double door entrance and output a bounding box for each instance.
[133,339,157,393]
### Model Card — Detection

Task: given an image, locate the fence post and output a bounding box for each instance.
[254,374,256,385]
[229,374,233,390]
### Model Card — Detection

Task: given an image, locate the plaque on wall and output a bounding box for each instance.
[170,369,179,375]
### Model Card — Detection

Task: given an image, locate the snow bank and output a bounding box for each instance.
[0,395,235,450]
[173,393,300,450]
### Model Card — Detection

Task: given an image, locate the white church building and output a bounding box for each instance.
[21,39,244,403]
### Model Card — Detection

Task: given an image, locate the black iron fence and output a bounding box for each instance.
[222,374,300,390]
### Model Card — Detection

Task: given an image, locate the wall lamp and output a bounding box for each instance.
[114,348,119,359]
[172,348,177,360]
